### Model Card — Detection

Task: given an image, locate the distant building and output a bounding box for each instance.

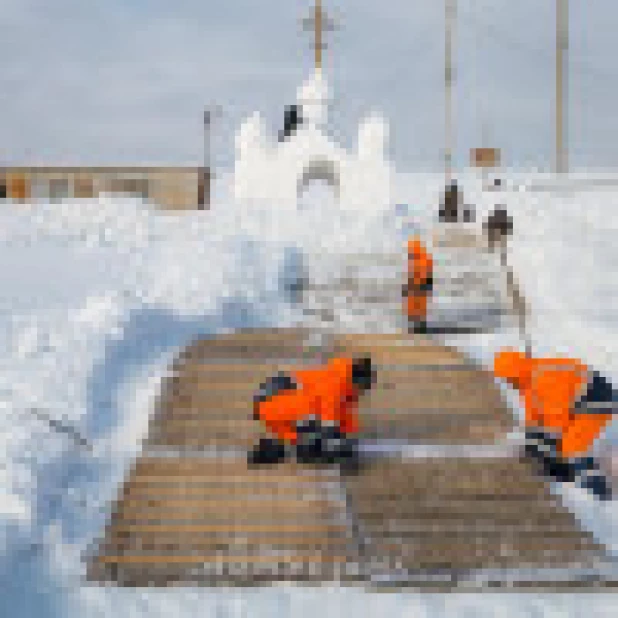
[0,166,210,209]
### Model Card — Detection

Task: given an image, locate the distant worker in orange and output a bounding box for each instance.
[249,356,376,472]
[403,237,434,334]
[494,349,617,500]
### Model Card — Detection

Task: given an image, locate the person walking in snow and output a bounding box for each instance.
[403,237,434,334]
[438,180,474,223]
[483,205,513,256]
[493,349,617,500]
[249,356,376,473]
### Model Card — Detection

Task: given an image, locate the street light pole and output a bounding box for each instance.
[445,0,456,183]
[202,105,221,209]
[555,0,569,174]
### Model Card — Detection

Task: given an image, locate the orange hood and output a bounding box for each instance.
[327,357,354,383]
[407,237,424,256]
[493,349,533,389]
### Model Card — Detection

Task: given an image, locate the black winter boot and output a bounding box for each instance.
[337,437,362,475]
[295,421,361,468]
[539,453,577,483]
[318,423,345,464]
[295,416,324,464]
[570,457,614,501]
[247,437,287,466]
[580,473,613,501]
[409,320,428,335]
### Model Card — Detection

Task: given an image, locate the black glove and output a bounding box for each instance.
[418,276,434,292]
[403,277,434,294]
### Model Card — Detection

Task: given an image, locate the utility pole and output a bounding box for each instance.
[555,0,569,174]
[445,0,456,183]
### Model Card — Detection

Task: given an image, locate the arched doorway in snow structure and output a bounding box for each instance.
[297,159,340,201]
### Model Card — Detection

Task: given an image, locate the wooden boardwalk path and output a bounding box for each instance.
[87,328,617,590]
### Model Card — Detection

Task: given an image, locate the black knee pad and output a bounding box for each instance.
[295,415,321,436]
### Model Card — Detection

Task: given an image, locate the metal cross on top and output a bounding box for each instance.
[301,0,338,70]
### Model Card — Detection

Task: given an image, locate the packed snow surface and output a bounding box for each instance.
[1,170,618,616]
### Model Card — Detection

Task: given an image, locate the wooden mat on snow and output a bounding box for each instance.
[87,329,616,590]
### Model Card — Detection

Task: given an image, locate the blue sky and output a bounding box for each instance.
[1,0,616,171]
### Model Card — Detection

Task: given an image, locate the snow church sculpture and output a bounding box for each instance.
[232,65,394,210]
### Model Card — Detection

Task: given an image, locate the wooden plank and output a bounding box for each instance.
[369,546,599,571]
[149,428,259,446]
[131,458,330,477]
[109,523,348,534]
[358,421,512,444]
[109,512,341,525]
[88,561,360,587]
[182,334,326,363]
[122,479,326,500]
[181,362,319,382]
[355,521,594,538]
[121,474,337,487]
[356,505,586,527]
[363,390,505,411]
[154,418,257,429]
[118,497,341,514]
[95,554,349,565]
[332,347,467,365]
[105,536,350,551]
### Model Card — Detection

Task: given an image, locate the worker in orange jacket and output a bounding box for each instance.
[249,356,376,471]
[494,349,616,499]
[403,237,434,334]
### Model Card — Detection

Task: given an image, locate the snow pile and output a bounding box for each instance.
[0,184,323,615]
[0,197,168,251]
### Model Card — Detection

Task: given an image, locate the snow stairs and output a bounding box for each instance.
[86,329,617,590]
[299,243,513,335]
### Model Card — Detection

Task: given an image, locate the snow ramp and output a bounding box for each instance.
[86,329,618,590]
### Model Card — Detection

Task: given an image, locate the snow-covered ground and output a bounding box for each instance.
[1,170,618,616]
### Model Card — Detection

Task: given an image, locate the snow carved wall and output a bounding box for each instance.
[233,69,394,212]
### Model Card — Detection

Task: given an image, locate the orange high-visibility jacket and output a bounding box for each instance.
[404,237,434,320]
[494,350,612,457]
[256,357,360,444]
[407,237,434,287]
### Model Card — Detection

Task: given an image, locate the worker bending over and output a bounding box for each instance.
[249,356,376,473]
[403,237,434,334]
[494,349,616,500]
